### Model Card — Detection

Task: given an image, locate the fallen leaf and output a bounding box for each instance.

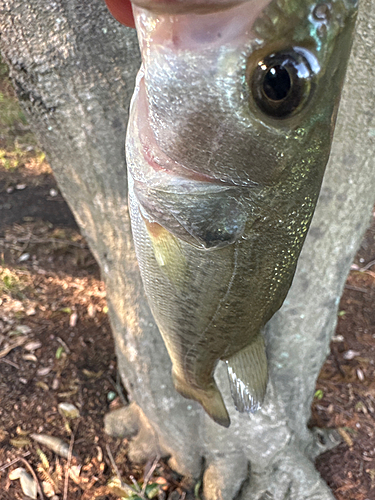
[58,402,80,419]
[343,350,360,360]
[37,366,52,376]
[14,325,32,335]
[9,467,37,499]
[82,369,104,379]
[42,480,55,497]
[24,340,42,351]
[23,353,38,362]
[10,437,31,448]
[87,303,96,318]
[0,336,28,358]
[338,428,354,448]
[69,312,78,327]
[35,381,49,391]
[30,433,71,459]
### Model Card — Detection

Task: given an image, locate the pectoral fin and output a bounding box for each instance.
[143,218,186,284]
[225,334,268,413]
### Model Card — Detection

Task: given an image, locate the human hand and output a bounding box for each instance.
[104,0,135,28]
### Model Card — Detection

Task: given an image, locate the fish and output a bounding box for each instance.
[126,0,358,427]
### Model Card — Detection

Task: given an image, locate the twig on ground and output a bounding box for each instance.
[106,444,122,480]
[360,258,375,271]
[130,475,145,496]
[345,284,368,293]
[331,348,346,378]
[0,451,31,472]
[56,337,71,354]
[63,430,75,500]
[141,456,160,496]
[0,358,20,369]
[108,373,128,407]
[105,444,135,496]
[0,337,28,359]
[20,233,32,253]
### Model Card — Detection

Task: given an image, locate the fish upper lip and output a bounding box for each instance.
[131,0,247,15]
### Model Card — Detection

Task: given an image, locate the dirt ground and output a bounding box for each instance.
[0,59,374,500]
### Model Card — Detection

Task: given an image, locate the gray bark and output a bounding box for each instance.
[1,1,374,498]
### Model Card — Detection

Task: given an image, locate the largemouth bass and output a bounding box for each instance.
[126,0,358,427]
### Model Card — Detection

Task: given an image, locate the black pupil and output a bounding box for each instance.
[263,65,291,101]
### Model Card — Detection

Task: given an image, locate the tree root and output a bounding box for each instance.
[306,427,341,459]
[244,444,335,500]
[105,404,337,500]
[104,403,170,463]
[203,455,249,500]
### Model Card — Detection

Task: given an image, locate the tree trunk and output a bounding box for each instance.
[1,1,374,498]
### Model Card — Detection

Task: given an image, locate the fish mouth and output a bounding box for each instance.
[131,0,247,15]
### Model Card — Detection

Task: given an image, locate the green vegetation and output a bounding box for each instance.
[0,57,27,131]
[0,267,27,298]
[107,477,161,499]
[314,389,324,400]
[0,144,46,171]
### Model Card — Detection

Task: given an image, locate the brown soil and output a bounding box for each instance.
[312,216,375,500]
[0,61,374,500]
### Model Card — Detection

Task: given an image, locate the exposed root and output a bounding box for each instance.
[202,456,249,500]
[104,403,169,464]
[245,446,335,500]
[306,427,341,459]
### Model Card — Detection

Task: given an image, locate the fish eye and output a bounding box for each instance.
[250,49,314,119]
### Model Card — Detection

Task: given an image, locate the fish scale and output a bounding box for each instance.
[126,0,358,426]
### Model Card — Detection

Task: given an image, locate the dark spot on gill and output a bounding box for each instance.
[200,227,237,249]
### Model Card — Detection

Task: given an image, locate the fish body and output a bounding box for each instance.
[126,0,358,427]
